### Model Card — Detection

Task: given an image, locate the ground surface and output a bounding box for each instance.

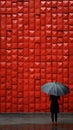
[0,113,73,130]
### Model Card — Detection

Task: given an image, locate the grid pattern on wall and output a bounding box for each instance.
[0,0,73,112]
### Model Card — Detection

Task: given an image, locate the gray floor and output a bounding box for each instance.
[0,113,73,125]
[0,113,73,130]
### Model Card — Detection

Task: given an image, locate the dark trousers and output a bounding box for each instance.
[51,112,58,122]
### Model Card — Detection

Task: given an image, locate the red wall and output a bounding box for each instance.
[0,0,73,112]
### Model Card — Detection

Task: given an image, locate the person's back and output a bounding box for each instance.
[50,95,58,102]
[50,95,59,106]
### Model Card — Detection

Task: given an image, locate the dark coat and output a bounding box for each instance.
[50,95,60,113]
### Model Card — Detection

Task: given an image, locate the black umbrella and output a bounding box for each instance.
[41,82,70,96]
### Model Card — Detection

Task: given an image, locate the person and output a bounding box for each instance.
[49,95,60,125]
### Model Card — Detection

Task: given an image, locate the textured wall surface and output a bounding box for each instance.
[0,0,73,112]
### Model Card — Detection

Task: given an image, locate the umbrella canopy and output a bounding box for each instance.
[41,82,70,96]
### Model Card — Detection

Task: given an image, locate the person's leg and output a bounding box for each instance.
[51,112,54,124]
[55,112,58,124]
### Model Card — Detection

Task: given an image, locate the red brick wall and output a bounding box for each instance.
[0,0,73,112]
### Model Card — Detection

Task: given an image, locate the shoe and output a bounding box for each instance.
[52,122,54,125]
[54,122,57,125]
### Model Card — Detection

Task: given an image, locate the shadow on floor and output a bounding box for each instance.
[0,124,73,130]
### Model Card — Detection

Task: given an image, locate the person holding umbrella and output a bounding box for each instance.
[41,82,70,125]
[49,95,60,125]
